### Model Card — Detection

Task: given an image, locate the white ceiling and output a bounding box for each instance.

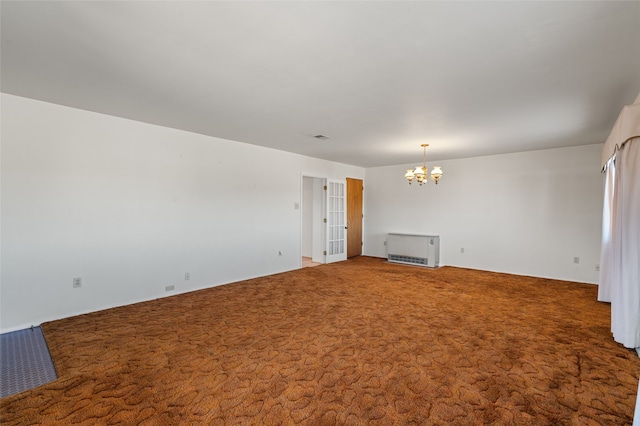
[2,1,639,168]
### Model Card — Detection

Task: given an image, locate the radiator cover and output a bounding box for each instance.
[387,233,440,267]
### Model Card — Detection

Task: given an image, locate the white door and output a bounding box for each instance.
[311,178,326,264]
[325,179,347,263]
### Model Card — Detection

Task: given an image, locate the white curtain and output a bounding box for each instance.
[598,155,616,303]
[599,139,640,349]
[635,379,640,426]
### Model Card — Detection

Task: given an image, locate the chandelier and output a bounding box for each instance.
[404,144,443,185]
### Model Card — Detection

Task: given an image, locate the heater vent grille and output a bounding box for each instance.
[388,254,428,266]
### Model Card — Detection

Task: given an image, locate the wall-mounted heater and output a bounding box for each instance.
[387,233,440,267]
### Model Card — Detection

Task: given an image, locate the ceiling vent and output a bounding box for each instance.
[313,134,330,140]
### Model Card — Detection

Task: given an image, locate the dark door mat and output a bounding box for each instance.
[1,326,57,398]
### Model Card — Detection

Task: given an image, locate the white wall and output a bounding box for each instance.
[0,94,364,333]
[0,93,606,333]
[363,144,604,284]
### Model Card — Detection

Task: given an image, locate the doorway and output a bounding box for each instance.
[302,176,358,266]
[302,176,325,266]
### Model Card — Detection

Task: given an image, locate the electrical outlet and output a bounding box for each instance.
[595,264,600,272]
[73,277,82,288]
[184,272,190,281]
[573,257,580,264]
[460,248,465,254]
[165,285,175,292]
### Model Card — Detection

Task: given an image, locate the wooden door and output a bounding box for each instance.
[346,178,363,258]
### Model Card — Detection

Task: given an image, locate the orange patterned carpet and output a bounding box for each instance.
[1,257,639,424]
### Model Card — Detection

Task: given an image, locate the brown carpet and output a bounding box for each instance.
[1,257,638,425]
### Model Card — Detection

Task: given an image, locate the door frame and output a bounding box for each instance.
[301,174,327,266]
